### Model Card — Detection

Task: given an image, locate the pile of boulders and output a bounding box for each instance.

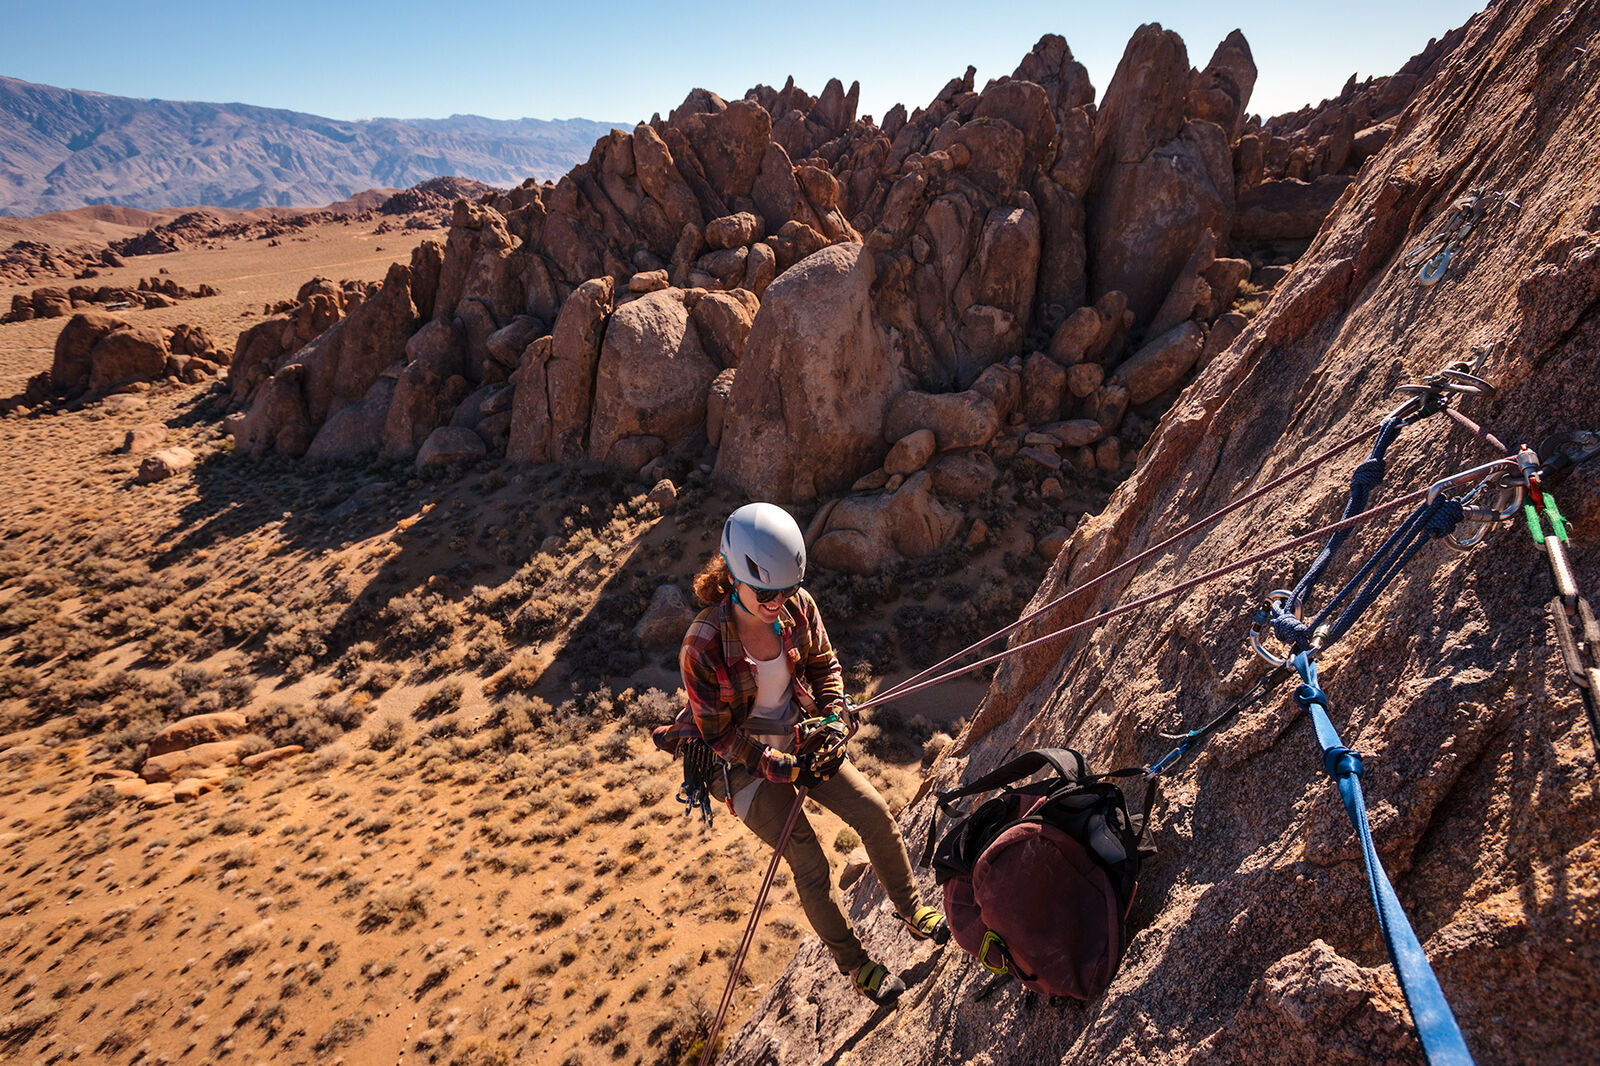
[0,240,124,287]
[223,23,1453,567]
[83,711,302,808]
[47,312,231,397]
[3,276,219,323]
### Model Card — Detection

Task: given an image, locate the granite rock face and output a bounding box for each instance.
[717,3,1600,1063]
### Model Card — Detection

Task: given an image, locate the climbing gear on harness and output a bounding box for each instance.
[697,709,855,1066]
[899,904,951,944]
[675,738,728,824]
[851,960,907,1003]
[1291,653,1476,1066]
[924,749,1152,1000]
[794,712,850,784]
[1402,187,1519,285]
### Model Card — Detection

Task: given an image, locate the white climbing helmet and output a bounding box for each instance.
[721,503,806,589]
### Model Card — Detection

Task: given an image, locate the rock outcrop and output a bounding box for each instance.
[223,19,1453,568]
[718,2,1600,1063]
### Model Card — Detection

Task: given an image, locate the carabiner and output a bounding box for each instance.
[1249,590,1300,667]
[1417,248,1453,285]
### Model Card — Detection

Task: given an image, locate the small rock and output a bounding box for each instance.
[1095,437,1123,473]
[965,518,989,549]
[1040,477,1066,503]
[634,584,697,646]
[1037,526,1070,560]
[852,469,890,492]
[628,270,669,293]
[839,848,871,889]
[1019,445,1063,471]
[240,745,303,771]
[416,426,486,470]
[119,423,169,453]
[647,478,678,508]
[1051,419,1105,447]
[137,447,196,484]
[884,429,936,476]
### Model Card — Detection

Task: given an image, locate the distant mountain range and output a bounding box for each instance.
[0,75,620,217]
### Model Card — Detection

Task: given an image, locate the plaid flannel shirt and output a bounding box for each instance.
[664,587,846,782]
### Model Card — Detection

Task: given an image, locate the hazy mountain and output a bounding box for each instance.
[0,75,620,217]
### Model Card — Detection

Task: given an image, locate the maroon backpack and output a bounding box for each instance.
[925,748,1153,1000]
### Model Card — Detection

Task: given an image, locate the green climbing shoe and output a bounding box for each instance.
[900,905,951,945]
[851,960,907,1004]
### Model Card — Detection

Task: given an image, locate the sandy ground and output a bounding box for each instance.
[0,210,995,1065]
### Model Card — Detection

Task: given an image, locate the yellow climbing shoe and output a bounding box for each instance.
[900,905,950,944]
[851,960,907,1004]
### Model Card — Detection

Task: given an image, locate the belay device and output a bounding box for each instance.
[923,748,1154,1000]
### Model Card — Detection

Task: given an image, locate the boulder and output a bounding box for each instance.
[1049,419,1105,447]
[307,377,395,460]
[52,312,129,390]
[716,243,904,501]
[706,367,737,448]
[883,389,1000,452]
[1087,382,1131,433]
[589,289,720,467]
[136,447,196,484]
[810,471,963,574]
[140,739,248,784]
[148,712,249,758]
[629,270,670,293]
[1067,362,1104,398]
[119,423,169,453]
[240,745,303,771]
[1113,320,1207,405]
[416,426,487,469]
[633,584,698,646]
[705,211,764,249]
[884,429,937,476]
[690,289,761,369]
[484,315,547,372]
[927,448,999,501]
[1021,351,1068,424]
[89,326,169,391]
[969,362,1022,422]
[544,277,615,461]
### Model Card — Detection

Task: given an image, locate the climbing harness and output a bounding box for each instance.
[1292,654,1476,1066]
[698,711,855,1066]
[1401,188,1519,285]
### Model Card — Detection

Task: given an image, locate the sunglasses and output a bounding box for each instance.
[747,582,799,603]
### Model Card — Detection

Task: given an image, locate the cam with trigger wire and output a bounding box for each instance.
[1520,431,1600,761]
[1401,188,1520,286]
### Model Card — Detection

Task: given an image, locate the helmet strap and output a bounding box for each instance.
[730,585,783,634]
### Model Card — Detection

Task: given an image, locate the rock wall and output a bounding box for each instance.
[719,1,1600,1063]
[226,21,1455,567]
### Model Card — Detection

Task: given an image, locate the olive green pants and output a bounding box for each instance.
[717,759,922,973]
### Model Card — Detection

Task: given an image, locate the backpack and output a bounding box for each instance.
[924,748,1155,1000]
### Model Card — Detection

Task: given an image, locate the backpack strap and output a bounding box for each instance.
[932,748,1090,814]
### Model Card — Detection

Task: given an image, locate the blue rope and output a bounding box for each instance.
[1273,496,1466,652]
[1291,653,1475,1066]
[1289,415,1408,608]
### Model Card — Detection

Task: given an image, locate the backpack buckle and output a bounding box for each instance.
[978,931,1012,977]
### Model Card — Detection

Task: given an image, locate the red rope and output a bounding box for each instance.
[699,786,808,1066]
[861,483,1435,709]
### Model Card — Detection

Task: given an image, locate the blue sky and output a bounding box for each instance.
[0,1,1487,127]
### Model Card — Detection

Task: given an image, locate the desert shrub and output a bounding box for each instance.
[215,674,255,708]
[253,701,354,751]
[312,1015,369,1052]
[359,883,431,931]
[833,828,861,852]
[0,665,37,701]
[416,680,465,719]
[65,785,121,823]
[368,716,406,752]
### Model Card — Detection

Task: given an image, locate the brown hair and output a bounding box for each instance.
[692,553,735,607]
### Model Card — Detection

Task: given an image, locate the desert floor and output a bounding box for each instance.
[0,210,1033,1065]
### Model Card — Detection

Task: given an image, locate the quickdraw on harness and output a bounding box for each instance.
[675,738,724,825]
[1518,431,1600,761]
[1401,187,1519,286]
